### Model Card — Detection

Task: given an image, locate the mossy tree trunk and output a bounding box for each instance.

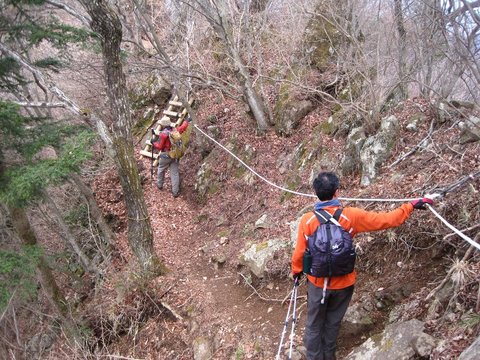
[7,206,79,333]
[80,0,166,276]
[394,0,408,101]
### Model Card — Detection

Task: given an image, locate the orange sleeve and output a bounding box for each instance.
[291,213,311,274]
[346,203,414,234]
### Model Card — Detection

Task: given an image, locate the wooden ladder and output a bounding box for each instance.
[139,95,194,166]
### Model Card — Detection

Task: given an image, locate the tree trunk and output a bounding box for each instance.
[7,205,83,343]
[199,0,269,133]
[70,173,116,249]
[235,55,270,132]
[80,0,166,276]
[8,206,68,316]
[394,0,408,100]
[221,33,269,133]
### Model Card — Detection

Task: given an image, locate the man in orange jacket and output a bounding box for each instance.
[291,172,433,360]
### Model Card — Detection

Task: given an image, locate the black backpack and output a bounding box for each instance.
[303,209,356,277]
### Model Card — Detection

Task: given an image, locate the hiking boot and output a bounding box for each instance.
[172,193,180,198]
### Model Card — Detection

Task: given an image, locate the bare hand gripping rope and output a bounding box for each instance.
[193,124,480,251]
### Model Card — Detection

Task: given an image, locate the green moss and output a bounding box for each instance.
[279,175,301,203]
[274,68,306,119]
[186,305,195,316]
[217,229,229,238]
[371,333,383,346]
[207,114,218,123]
[235,345,245,360]
[256,242,269,252]
[131,112,154,136]
[195,214,208,223]
[332,103,343,113]
[305,15,339,70]
[208,183,219,195]
[234,166,246,178]
[241,224,254,238]
[380,338,393,352]
[318,117,334,135]
[64,204,89,227]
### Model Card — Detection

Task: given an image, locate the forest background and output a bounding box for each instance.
[0,0,480,359]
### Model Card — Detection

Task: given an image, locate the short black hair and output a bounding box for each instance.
[313,172,340,201]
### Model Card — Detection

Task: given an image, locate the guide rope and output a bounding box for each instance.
[426,204,480,251]
[192,124,480,251]
[193,125,421,201]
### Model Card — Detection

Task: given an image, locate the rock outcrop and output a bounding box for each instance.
[360,115,399,186]
[238,238,288,278]
[345,319,435,360]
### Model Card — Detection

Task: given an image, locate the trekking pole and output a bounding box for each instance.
[288,280,299,360]
[151,128,155,180]
[276,278,298,360]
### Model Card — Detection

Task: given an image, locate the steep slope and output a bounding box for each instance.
[89,92,479,359]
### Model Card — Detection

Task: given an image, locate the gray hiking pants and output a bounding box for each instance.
[157,156,180,196]
[304,282,354,360]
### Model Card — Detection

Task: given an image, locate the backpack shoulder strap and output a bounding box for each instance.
[333,208,343,221]
[314,208,343,226]
[314,209,332,224]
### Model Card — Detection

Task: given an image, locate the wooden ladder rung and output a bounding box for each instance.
[163,110,179,117]
[139,150,159,159]
[139,96,194,164]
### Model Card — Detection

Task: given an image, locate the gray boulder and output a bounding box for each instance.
[275,98,314,137]
[193,336,213,360]
[411,332,437,358]
[388,298,421,323]
[433,101,455,124]
[32,146,58,161]
[345,319,425,360]
[360,115,399,186]
[405,113,425,133]
[341,302,374,337]
[255,214,271,229]
[131,73,172,108]
[341,126,366,176]
[239,238,288,278]
[196,125,221,158]
[26,332,56,359]
[458,116,480,144]
[459,335,480,360]
[195,161,214,202]
[289,217,302,248]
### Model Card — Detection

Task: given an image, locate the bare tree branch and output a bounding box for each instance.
[11,101,66,108]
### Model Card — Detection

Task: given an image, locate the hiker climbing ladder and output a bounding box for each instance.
[139,95,194,166]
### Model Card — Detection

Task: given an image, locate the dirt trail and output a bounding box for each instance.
[143,175,298,359]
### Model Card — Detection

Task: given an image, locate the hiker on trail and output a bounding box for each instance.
[291,172,433,360]
[151,116,191,198]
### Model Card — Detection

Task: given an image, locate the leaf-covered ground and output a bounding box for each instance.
[87,93,480,359]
